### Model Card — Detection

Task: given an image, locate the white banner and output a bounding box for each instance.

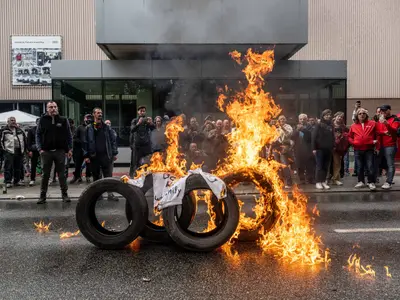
[11,36,62,87]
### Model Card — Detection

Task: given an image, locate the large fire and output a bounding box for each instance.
[135,48,326,265]
[214,49,325,265]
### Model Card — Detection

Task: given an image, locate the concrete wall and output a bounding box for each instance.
[96,0,308,45]
[292,0,400,100]
[0,0,108,101]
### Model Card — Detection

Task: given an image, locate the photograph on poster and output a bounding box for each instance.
[11,36,62,87]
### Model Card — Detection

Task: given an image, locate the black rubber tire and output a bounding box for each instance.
[76,178,147,250]
[162,174,240,252]
[221,168,280,242]
[125,174,197,243]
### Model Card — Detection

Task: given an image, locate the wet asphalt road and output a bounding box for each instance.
[1,192,400,300]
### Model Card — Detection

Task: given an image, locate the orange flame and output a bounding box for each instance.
[101,221,106,227]
[128,239,141,252]
[347,254,376,277]
[384,266,392,278]
[60,230,80,239]
[34,221,51,233]
[214,49,326,265]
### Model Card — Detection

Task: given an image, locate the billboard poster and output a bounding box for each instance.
[11,36,62,87]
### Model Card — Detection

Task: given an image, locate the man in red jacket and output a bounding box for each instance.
[348,108,379,191]
[377,105,400,189]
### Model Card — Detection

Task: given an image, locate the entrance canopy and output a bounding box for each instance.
[0,110,38,126]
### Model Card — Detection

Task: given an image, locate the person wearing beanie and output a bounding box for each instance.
[311,109,334,190]
[376,104,400,189]
[348,108,379,190]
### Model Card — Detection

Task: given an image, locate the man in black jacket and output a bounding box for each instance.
[36,101,72,204]
[129,106,154,177]
[311,109,334,190]
[84,108,118,200]
[27,118,40,186]
[70,114,92,184]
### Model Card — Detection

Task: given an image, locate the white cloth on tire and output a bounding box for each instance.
[126,169,226,210]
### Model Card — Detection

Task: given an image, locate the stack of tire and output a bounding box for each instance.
[76,170,278,252]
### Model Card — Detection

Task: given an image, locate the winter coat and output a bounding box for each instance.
[348,120,380,151]
[1,126,26,154]
[311,121,334,151]
[27,126,38,152]
[84,121,118,160]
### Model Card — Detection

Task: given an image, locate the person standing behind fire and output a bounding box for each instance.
[1,116,26,188]
[36,101,72,204]
[271,115,293,188]
[150,116,167,153]
[70,114,92,184]
[331,112,349,186]
[348,108,379,191]
[84,108,118,201]
[205,120,228,171]
[376,105,400,189]
[27,118,40,186]
[292,114,314,184]
[129,106,154,177]
[312,109,334,190]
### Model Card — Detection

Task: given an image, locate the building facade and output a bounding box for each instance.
[1,0,398,140]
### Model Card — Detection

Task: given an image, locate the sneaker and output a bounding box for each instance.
[368,183,376,191]
[334,180,343,186]
[316,183,324,190]
[37,193,47,204]
[322,182,330,190]
[355,182,365,188]
[14,182,25,187]
[62,193,71,203]
[381,182,392,190]
[69,177,81,184]
[29,180,35,186]
[6,183,12,188]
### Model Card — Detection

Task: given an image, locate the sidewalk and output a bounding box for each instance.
[0,167,399,200]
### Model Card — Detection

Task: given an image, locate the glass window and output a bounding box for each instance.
[105,80,152,147]
[0,103,15,114]
[19,102,44,116]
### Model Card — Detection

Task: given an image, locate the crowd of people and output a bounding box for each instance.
[129,102,400,192]
[0,100,399,205]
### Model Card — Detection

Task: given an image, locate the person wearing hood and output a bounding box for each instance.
[312,109,334,190]
[348,108,379,190]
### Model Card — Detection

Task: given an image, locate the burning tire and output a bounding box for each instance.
[162,174,240,252]
[125,174,197,243]
[76,178,147,250]
[221,168,279,242]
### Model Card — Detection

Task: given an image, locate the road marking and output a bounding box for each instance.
[335,228,400,233]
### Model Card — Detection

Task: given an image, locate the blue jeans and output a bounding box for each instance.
[344,151,350,173]
[381,146,397,184]
[355,149,375,184]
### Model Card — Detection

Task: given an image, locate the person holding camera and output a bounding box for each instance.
[129,106,155,177]
[376,105,400,189]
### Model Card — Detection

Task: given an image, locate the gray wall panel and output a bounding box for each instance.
[152,60,202,79]
[97,0,307,44]
[102,60,152,79]
[52,61,102,79]
[201,60,244,79]
[298,61,347,79]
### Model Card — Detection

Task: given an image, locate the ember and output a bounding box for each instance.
[34,221,51,233]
